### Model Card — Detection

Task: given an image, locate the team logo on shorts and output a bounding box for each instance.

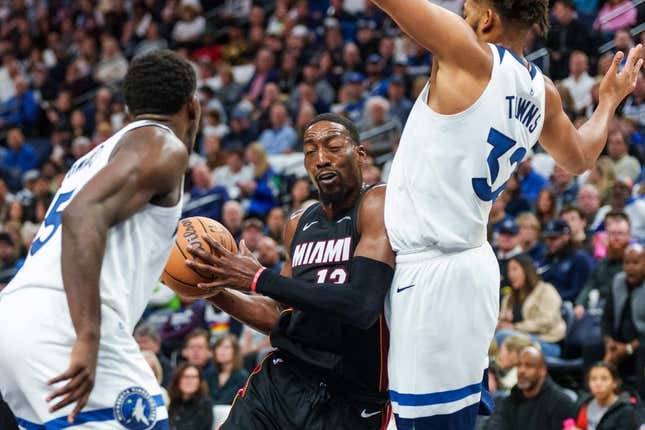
[114,386,157,430]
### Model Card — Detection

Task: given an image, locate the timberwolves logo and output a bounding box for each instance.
[114,387,157,430]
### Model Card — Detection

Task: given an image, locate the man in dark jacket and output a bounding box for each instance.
[602,244,645,395]
[539,219,593,302]
[486,347,577,430]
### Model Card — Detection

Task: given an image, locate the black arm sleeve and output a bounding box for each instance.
[256,256,393,329]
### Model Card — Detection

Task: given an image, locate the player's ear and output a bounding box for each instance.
[480,8,495,34]
[355,144,367,163]
[187,94,200,121]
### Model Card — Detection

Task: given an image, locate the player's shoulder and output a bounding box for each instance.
[360,184,387,209]
[116,123,188,166]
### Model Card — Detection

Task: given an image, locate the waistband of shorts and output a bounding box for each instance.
[395,242,490,264]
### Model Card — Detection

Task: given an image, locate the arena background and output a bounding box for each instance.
[0,0,644,428]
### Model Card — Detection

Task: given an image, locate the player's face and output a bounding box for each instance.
[303,121,365,205]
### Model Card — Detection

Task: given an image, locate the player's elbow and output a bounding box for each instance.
[352,301,382,330]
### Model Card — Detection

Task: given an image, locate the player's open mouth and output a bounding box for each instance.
[317,171,338,184]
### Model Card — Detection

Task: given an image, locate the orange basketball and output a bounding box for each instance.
[162,216,238,299]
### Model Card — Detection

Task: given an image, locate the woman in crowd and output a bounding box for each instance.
[571,362,638,430]
[209,334,249,405]
[536,189,558,228]
[168,363,213,430]
[496,255,566,357]
[242,142,278,220]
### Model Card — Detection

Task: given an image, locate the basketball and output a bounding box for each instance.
[162,216,238,299]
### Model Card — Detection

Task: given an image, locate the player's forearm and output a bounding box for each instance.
[61,209,107,342]
[256,257,393,330]
[576,99,617,167]
[207,289,281,335]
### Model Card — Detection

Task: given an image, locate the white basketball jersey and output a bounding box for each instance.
[385,43,546,253]
[5,120,183,331]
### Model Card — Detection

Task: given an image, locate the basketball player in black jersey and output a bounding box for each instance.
[186,113,395,429]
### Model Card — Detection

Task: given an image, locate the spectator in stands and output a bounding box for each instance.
[602,244,645,392]
[212,145,254,200]
[168,363,214,430]
[593,0,637,34]
[489,196,514,236]
[220,200,243,244]
[607,130,641,183]
[209,334,249,405]
[485,347,576,430]
[241,142,278,219]
[172,0,206,46]
[540,219,593,302]
[587,157,617,205]
[213,64,243,116]
[160,299,210,357]
[497,255,566,357]
[0,74,39,134]
[612,181,645,241]
[288,177,312,214]
[0,232,22,279]
[135,324,174,387]
[182,329,215,376]
[93,35,128,84]
[545,0,591,80]
[536,189,557,227]
[503,173,531,217]
[133,22,169,58]
[142,350,170,405]
[184,163,229,221]
[550,165,579,212]
[572,362,639,430]
[240,218,264,253]
[622,70,644,131]
[0,128,37,190]
[256,83,282,132]
[221,104,258,150]
[561,205,593,254]
[265,206,286,246]
[300,59,335,108]
[358,96,401,152]
[257,102,297,155]
[387,75,412,126]
[495,218,523,289]
[0,53,20,104]
[516,155,548,203]
[364,54,388,98]
[257,236,283,274]
[489,334,534,395]
[578,184,608,231]
[244,48,278,103]
[561,51,596,115]
[338,72,366,122]
[516,212,547,263]
[576,213,631,319]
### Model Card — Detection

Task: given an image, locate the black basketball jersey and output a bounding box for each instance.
[270,186,389,403]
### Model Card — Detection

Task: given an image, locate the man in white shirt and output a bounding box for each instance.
[561,50,596,114]
[607,129,641,183]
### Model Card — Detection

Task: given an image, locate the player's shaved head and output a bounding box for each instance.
[305,113,360,146]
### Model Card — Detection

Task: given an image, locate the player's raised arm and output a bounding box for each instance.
[540,45,643,174]
[47,127,188,420]
[369,0,489,75]
[190,186,395,330]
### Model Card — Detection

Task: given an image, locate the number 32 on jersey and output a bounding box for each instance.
[472,127,526,202]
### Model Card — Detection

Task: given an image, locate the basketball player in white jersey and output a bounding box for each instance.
[369,0,642,428]
[0,50,200,428]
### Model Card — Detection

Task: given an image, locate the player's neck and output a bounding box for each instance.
[133,114,188,146]
[320,187,361,220]
[495,39,525,60]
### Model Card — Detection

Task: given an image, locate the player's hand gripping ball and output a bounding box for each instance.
[162,217,238,298]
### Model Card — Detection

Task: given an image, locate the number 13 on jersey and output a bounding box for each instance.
[472,127,526,202]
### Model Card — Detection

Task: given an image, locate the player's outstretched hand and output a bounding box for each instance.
[186,237,263,293]
[599,44,643,108]
[46,338,98,423]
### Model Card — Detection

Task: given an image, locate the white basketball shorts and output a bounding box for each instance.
[0,287,168,429]
[385,243,499,429]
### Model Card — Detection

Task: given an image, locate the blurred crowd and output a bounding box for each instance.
[0,0,644,428]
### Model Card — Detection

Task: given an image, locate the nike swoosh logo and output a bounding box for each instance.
[360,409,382,418]
[336,216,352,223]
[303,221,318,231]
[396,284,415,293]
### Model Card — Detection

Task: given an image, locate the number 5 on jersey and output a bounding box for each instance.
[472,127,526,201]
[30,190,75,256]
